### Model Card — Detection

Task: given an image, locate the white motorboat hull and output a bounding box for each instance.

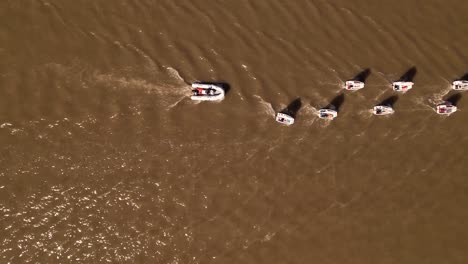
[436,104,457,115]
[452,80,468,90]
[318,109,338,120]
[275,113,295,125]
[344,80,365,91]
[191,83,225,101]
[392,81,414,92]
[373,105,394,115]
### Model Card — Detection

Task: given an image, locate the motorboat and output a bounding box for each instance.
[452,80,468,90]
[318,109,338,120]
[436,103,457,115]
[275,112,295,125]
[191,83,225,101]
[344,80,365,91]
[373,105,394,115]
[392,81,414,92]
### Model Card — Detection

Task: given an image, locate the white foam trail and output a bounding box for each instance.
[309,92,329,106]
[317,80,343,87]
[165,67,185,83]
[301,105,319,126]
[94,72,190,95]
[373,89,390,101]
[373,84,392,88]
[373,71,393,83]
[403,96,435,112]
[166,97,187,109]
[439,76,452,84]
[429,84,453,102]
[253,95,275,117]
[318,119,333,128]
[241,64,257,80]
[358,109,374,119]
[93,72,191,111]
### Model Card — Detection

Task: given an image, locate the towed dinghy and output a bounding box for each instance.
[344,80,365,91]
[275,113,295,125]
[373,105,394,115]
[393,81,414,92]
[436,103,457,115]
[452,80,468,90]
[191,83,225,101]
[318,109,338,120]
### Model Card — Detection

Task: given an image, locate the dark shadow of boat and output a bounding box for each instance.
[445,93,462,106]
[378,95,399,107]
[280,98,302,118]
[194,82,231,95]
[352,68,371,83]
[457,73,468,81]
[324,93,345,112]
[397,67,417,82]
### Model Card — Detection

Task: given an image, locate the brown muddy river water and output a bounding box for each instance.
[1,0,468,263]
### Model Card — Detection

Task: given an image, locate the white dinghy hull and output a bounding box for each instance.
[275,113,295,125]
[318,109,338,120]
[373,105,395,115]
[436,104,457,115]
[392,81,414,92]
[191,83,225,101]
[452,80,468,90]
[344,80,365,91]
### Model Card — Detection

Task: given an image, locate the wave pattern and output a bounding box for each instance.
[1,0,468,263]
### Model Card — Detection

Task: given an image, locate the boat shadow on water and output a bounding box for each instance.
[352,68,371,83]
[280,98,302,118]
[457,73,468,81]
[323,93,345,111]
[397,67,417,82]
[378,95,399,107]
[444,93,462,106]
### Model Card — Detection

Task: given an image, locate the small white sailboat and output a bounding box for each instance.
[344,80,365,91]
[436,103,457,115]
[452,80,468,90]
[275,112,295,125]
[191,83,225,101]
[392,81,414,92]
[373,105,394,115]
[318,109,338,120]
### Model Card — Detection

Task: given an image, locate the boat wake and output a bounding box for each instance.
[409,96,439,112]
[358,109,375,119]
[253,95,275,118]
[429,84,453,102]
[300,105,320,126]
[93,66,192,111]
[317,80,344,92]
[165,66,186,83]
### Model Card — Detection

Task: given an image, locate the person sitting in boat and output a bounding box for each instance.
[192,87,205,96]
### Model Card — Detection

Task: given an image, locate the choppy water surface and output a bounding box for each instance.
[1,0,468,263]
